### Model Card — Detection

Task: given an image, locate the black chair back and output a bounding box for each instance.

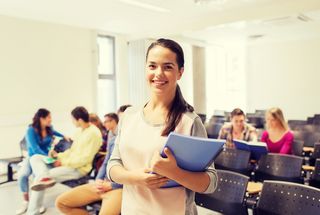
[312,142,320,159]
[195,170,249,215]
[309,142,320,166]
[309,159,320,189]
[214,148,252,176]
[288,120,307,130]
[206,122,223,139]
[291,140,304,157]
[255,153,303,183]
[256,180,320,215]
[197,113,207,124]
[302,132,320,147]
[247,116,265,129]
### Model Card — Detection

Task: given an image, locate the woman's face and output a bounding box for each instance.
[40,114,52,127]
[231,115,245,131]
[266,113,278,129]
[146,45,183,96]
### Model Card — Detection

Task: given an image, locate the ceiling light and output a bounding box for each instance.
[119,0,170,13]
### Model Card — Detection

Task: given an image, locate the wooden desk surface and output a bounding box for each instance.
[98,152,107,156]
[302,165,315,171]
[247,182,263,195]
[303,147,314,153]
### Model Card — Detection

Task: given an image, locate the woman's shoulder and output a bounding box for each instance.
[122,106,141,116]
[284,130,294,139]
[26,126,36,133]
[261,130,269,137]
[183,111,201,122]
[117,106,144,127]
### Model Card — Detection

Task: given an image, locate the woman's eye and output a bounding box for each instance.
[148,65,156,69]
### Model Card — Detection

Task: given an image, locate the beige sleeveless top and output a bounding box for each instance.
[107,107,218,215]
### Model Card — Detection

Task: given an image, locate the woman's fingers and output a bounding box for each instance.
[147,179,170,189]
[145,174,166,182]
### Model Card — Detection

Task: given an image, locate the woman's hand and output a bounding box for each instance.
[63,136,72,142]
[53,160,61,167]
[48,149,58,158]
[95,179,112,194]
[132,168,169,189]
[150,147,178,179]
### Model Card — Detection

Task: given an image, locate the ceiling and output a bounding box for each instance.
[0,0,319,42]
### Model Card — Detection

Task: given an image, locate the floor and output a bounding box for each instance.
[0,176,227,215]
[0,180,68,215]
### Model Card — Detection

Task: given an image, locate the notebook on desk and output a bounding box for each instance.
[233,139,268,160]
[159,132,225,188]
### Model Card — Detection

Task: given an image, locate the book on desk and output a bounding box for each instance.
[159,132,225,188]
[233,139,268,160]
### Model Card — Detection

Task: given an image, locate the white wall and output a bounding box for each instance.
[0,16,130,160]
[247,37,320,120]
[205,42,247,117]
[0,15,96,159]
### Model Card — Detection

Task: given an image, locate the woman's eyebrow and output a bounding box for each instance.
[163,62,175,66]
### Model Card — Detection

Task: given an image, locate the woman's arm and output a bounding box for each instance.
[52,129,64,138]
[26,127,47,156]
[151,117,218,193]
[109,165,168,189]
[107,118,168,189]
[150,147,213,193]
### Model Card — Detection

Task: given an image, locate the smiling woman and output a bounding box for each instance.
[107,38,218,215]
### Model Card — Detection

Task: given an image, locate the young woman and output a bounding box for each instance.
[55,113,122,215]
[107,39,217,215]
[218,108,258,148]
[16,108,66,215]
[261,107,294,154]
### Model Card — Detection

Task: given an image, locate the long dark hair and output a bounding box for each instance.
[31,108,53,139]
[146,38,194,136]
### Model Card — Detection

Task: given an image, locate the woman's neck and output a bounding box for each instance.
[149,90,175,109]
[40,125,47,133]
[269,125,286,133]
[144,99,172,125]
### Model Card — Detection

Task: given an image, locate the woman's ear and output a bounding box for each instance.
[177,67,184,80]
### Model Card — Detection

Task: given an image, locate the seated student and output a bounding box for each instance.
[261,107,294,154]
[26,106,102,215]
[218,108,258,148]
[16,108,68,215]
[55,112,122,215]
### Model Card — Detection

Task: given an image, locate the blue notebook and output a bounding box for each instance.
[43,156,57,164]
[233,139,268,160]
[159,132,225,188]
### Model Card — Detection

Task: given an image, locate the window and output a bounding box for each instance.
[97,35,116,118]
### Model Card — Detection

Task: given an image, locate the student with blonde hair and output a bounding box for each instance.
[261,107,294,154]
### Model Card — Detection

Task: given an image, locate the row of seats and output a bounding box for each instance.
[215,149,307,183]
[196,169,320,215]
